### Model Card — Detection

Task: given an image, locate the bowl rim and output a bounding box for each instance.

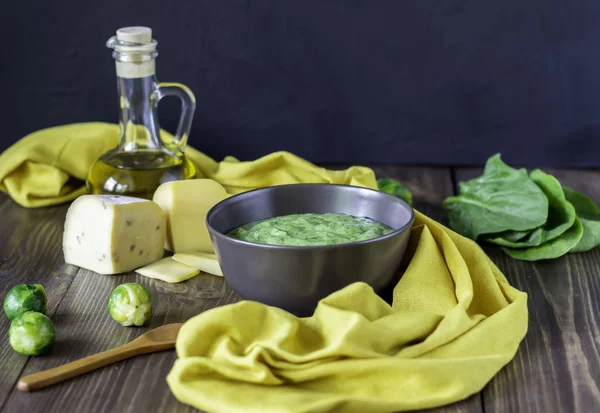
[205,183,415,250]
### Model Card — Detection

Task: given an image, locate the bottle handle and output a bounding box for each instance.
[156,82,196,150]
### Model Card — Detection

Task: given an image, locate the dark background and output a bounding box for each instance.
[2,0,600,167]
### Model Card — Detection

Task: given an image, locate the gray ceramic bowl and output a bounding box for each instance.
[206,184,414,315]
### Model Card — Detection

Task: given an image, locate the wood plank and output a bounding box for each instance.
[369,165,452,226]
[454,168,600,413]
[0,193,78,409]
[2,270,234,413]
[1,168,482,413]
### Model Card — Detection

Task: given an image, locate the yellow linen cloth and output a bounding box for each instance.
[0,122,376,207]
[0,122,528,412]
[167,211,527,413]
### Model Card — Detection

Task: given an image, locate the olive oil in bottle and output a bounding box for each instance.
[86,26,197,199]
[86,151,196,200]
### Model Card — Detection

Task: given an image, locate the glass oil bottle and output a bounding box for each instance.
[86,26,197,199]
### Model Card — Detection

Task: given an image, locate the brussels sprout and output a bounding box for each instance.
[377,178,413,206]
[4,284,47,320]
[9,311,55,356]
[108,283,152,327]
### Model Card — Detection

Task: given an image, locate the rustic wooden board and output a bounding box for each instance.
[2,270,235,413]
[369,165,452,226]
[0,167,481,413]
[0,193,79,409]
[454,168,600,413]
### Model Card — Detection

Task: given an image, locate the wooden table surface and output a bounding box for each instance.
[0,165,599,413]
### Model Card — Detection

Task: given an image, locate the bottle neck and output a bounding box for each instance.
[117,74,163,152]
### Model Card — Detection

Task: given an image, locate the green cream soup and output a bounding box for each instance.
[228,213,393,246]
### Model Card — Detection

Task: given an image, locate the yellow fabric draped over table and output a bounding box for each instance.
[0,123,377,208]
[0,123,528,413]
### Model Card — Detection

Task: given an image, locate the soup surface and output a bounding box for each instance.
[228,213,393,246]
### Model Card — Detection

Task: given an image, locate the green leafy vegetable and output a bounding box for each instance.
[443,154,548,239]
[492,230,533,244]
[108,283,152,327]
[562,187,600,252]
[9,311,55,356]
[377,178,413,205]
[501,216,584,261]
[3,284,47,320]
[484,169,576,248]
[444,153,600,261]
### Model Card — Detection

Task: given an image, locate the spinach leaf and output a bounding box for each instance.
[377,178,413,206]
[492,229,535,243]
[501,216,584,261]
[443,154,548,240]
[484,169,576,248]
[562,186,600,252]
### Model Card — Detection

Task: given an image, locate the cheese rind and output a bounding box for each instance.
[62,195,166,275]
[152,179,228,253]
[135,257,200,283]
[172,252,223,277]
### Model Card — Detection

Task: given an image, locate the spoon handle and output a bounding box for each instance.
[17,341,153,392]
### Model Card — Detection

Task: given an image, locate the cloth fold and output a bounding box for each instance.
[0,123,528,412]
[0,123,376,207]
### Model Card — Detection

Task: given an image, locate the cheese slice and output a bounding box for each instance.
[172,252,223,277]
[152,179,228,253]
[63,195,166,275]
[135,257,199,283]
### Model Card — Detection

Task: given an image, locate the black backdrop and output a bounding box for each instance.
[2,0,600,167]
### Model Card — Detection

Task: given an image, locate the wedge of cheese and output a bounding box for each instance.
[135,257,199,283]
[172,252,223,277]
[63,195,166,275]
[152,179,228,253]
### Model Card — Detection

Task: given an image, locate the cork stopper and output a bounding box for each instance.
[107,26,158,79]
[116,27,152,45]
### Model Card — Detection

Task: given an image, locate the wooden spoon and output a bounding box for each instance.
[17,323,183,392]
